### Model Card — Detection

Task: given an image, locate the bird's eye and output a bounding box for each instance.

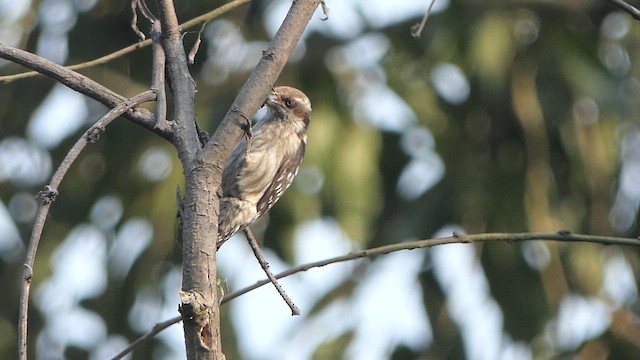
[284,98,296,108]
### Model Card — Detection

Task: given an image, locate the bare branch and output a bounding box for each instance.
[18,91,157,360]
[115,230,640,356]
[154,0,214,356]
[155,0,199,156]
[110,316,182,360]
[411,0,437,38]
[320,0,330,20]
[137,0,158,23]
[0,0,251,83]
[0,44,170,140]
[243,228,300,315]
[221,231,640,303]
[604,0,640,20]
[150,21,169,130]
[201,0,323,165]
[187,22,207,64]
[130,0,147,40]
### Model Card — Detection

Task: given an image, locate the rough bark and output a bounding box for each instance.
[156,0,323,358]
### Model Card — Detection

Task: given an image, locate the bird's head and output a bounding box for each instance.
[264,86,312,128]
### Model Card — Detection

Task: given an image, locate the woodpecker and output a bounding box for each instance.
[217,86,312,249]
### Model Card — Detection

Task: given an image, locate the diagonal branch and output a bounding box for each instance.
[604,0,640,20]
[201,0,323,170]
[244,228,300,315]
[0,0,250,83]
[0,44,171,140]
[115,230,640,358]
[109,315,182,360]
[221,230,640,303]
[18,90,157,360]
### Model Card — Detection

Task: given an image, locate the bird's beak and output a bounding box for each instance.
[263,88,278,108]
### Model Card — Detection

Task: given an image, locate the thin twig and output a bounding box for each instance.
[137,0,158,23]
[411,0,437,38]
[0,43,169,139]
[221,230,640,303]
[187,22,207,64]
[150,21,168,130]
[116,230,640,356]
[110,315,182,360]
[18,90,157,360]
[604,0,640,20]
[0,0,251,83]
[243,228,300,315]
[130,0,147,40]
[320,0,330,21]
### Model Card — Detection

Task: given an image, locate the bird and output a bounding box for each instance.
[217,86,312,249]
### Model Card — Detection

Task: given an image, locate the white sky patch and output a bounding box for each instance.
[9,191,39,223]
[0,0,31,22]
[602,254,638,307]
[138,146,174,182]
[328,32,390,71]
[38,307,107,352]
[90,335,130,360]
[219,218,432,359]
[293,218,355,295]
[35,224,108,352]
[36,225,107,313]
[267,0,365,40]
[28,84,88,149]
[397,155,444,200]
[432,225,532,360]
[358,0,449,29]
[108,218,153,280]
[345,250,432,359]
[218,238,308,360]
[553,296,611,350]
[201,20,269,85]
[0,0,31,46]
[0,137,52,186]
[325,33,418,132]
[401,126,436,158]
[232,255,307,359]
[90,194,123,230]
[156,266,188,359]
[0,200,23,261]
[431,63,470,104]
[267,0,450,40]
[128,286,164,333]
[354,84,417,131]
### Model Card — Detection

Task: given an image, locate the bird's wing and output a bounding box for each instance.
[221,137,249,198]
[256,142,306,218]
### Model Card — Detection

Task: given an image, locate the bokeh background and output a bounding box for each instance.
[1,0,640,358]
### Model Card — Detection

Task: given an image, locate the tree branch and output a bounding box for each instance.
[152,0,323,357]
[110,315,182,360]
[18,90,157,360]
[221,230,640,303]
[114,230,640,358]
[153,0,219,357]
[0,44,170,140]
[201,0,323,172]
[150,20,169,130]
[244,228,300,315]
[0,0,251,83]
[604,0,640,20]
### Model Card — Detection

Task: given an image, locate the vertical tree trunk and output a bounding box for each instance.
[155,0,323,358]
